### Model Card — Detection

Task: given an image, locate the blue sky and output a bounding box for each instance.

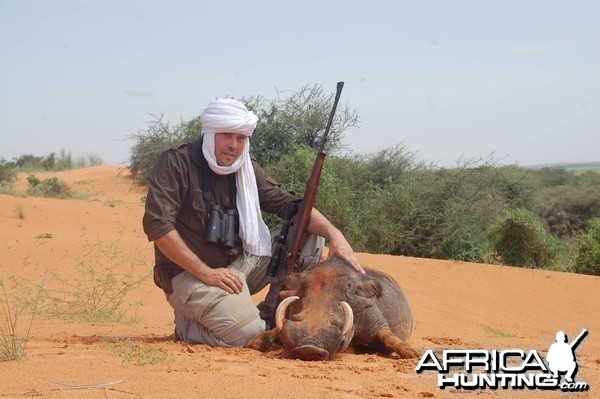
[1,0,599,167]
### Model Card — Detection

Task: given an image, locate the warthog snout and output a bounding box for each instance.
[275,296,354,360]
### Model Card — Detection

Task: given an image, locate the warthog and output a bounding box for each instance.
[247,257,418,360]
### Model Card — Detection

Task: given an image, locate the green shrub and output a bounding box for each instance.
[356,183,414,254]
[265,146,363,251]
[488,208,560,268]
[27,174,41,187]
[0,159,17,184]
[573,218,600,276]
[27,176,72,199]
[390,161,508,262]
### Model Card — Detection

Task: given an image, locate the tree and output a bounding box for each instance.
[246,84,359,165]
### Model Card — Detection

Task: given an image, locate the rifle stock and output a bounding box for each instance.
[285,152,327,272]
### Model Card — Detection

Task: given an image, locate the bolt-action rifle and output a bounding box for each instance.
[266,81,344,276]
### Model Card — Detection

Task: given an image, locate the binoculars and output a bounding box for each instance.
[205,204,238,248]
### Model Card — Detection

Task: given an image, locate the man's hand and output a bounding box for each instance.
[154,230,244,294]
[327,230,365,274]
[199,267,243,294]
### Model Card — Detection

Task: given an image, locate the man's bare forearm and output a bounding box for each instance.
[154,230,211,276]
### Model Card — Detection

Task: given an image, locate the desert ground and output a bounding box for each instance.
[0,165,598,399]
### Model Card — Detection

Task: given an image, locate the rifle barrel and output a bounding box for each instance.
[569,328,588,349]
[318,81,344,152]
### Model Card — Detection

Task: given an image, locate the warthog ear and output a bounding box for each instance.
[355,279,382,298]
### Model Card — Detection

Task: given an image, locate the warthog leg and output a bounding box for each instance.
[246,328,281,352]
[374,329,419,358]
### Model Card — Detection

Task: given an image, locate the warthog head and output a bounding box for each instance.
[275,261,364,360]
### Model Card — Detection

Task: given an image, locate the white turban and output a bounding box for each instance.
[200,99,271,257]
[200,99,258,136]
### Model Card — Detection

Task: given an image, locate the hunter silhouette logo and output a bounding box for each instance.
[546,329,588,383]
[416,329,589,392]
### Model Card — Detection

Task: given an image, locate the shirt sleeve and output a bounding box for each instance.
[142,148,189,242]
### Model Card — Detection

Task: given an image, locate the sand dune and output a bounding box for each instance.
[0,166,598,398]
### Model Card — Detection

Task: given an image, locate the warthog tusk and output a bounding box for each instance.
[275,295,299,330]
[340,301,353,337]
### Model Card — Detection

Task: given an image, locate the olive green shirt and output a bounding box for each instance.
[143,139,298,269]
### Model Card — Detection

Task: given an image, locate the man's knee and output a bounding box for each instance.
[219,317,265,347]
[208,292,266,347]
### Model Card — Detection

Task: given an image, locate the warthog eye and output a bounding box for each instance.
[289,312,303,322]
[343,280,355,299]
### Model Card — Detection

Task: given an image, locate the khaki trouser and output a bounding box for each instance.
[167,233,324,347]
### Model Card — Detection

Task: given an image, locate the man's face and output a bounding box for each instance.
[214,132,247,166]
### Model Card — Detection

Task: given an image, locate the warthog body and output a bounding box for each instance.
[247,257,417,360]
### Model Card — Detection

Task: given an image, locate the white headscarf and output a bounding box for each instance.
[200,99,272,257]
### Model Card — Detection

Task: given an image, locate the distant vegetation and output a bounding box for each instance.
[0,149,103,175]
[0,149,104,198]
[126,84,600,276]
[527,162,600,175]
